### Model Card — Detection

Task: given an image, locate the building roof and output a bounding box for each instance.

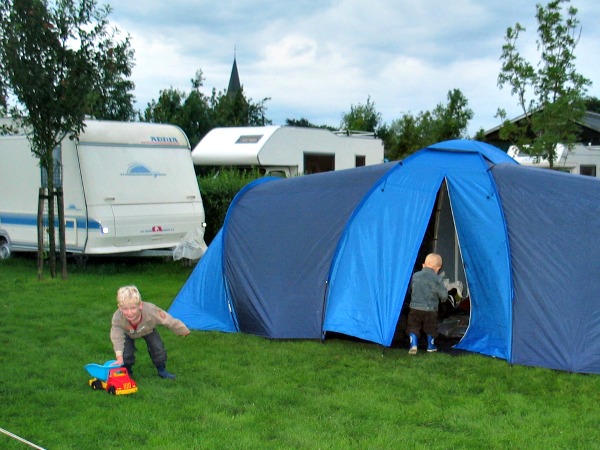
[484,110,600,149]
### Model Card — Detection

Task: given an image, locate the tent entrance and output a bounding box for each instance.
[393,180,471,347]
[428,181,470,339]
[432,181,467,291]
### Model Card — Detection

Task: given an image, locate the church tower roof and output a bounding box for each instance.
[227,56,241,97]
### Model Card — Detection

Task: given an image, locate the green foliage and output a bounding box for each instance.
[285,117,336,131]
[0,0,135,277]
[2,256,600,448]
[585,96,600,113]
[210,87,271,129]
[496,0,591,166]
[340,96,382,132]
[141,68,271,149]
[140,70,215,149]
[198,168,262,244]
[0,0,136,132]
[383,89,473,160]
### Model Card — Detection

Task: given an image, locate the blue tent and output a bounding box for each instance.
[169,140,600,374]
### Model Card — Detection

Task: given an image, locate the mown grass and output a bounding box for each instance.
[1,256,600,449]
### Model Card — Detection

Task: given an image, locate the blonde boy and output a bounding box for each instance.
[110,285,189,379]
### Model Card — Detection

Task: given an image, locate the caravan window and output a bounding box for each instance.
[304,153,335,174]
[580,165,596,177]
[236,135,263,144]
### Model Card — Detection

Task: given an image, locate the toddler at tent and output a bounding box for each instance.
[406,253,448,355]
[110,285,190,379]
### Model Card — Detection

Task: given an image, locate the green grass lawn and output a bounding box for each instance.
[1,256,600,449]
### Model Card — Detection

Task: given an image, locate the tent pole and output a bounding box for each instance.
[432,181,446,253]
[320,280,329,343]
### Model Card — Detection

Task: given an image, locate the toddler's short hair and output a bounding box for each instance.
[424,253,442,269]
[117,285,142,307]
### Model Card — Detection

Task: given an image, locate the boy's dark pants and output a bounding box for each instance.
[123,329,167,369]
[406,308,438,338]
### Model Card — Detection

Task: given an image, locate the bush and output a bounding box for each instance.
[198,169,262,244]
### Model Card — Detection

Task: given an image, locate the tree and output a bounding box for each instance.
[142,69,271,148]
[141,70,215,148]
[585,96,600,114]
[0,0,135,279]
[496,0,591,166]
[382,114,422,160]
[424,88,473,142]
[285,117,317,128]
[209,86,271,128]
[384,89,473,161]
[340,96,381,132]
[85,41,136,121]
[285,117,336,131]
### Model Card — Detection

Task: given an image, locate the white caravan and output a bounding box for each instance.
[507,142,600,178]
[192,126,385,177]
[0,119,206,259]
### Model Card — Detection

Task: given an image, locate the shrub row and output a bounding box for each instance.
[198,169,263,244]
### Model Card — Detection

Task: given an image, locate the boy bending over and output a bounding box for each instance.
[110,285,189,379]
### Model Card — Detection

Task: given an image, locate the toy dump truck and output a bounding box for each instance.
[85,360,138,395]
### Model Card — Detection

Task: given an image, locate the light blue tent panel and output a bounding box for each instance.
[445,160,512,360]
[168,229,236,332]
[415,145,513,359]
[324,164,445,345]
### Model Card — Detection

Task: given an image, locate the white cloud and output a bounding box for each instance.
[109,0,600,135]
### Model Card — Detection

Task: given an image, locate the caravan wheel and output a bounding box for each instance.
[0,241,10,259]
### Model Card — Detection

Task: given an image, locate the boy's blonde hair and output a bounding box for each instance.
[423,253,442,270]
[117,285,142,307]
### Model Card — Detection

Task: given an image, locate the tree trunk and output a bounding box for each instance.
[37,188,45,281]
[57,187,68,280]
[47,158,57,278]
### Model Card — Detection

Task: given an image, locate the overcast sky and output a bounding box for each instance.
[109,0,600,136]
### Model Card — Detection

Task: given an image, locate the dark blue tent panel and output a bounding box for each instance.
[223,163,395,339]
[493,165,600,373]
[169,139,600,374]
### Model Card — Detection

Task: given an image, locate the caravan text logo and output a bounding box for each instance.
[150,136,179,144]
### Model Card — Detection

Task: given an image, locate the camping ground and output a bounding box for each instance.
[1,256,600,449]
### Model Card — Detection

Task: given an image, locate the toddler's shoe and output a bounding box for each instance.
[157,366,176,379]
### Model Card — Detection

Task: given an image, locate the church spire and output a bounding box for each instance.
[227,49,241,97]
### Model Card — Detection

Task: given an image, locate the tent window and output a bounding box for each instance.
[355,155,366,167]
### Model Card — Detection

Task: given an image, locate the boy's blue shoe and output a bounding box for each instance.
[157,366,176,379]
[408,333,418,355]
[427,335,438,353]
[124,365,134,378]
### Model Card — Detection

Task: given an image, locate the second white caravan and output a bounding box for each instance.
[0,119,206,259]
